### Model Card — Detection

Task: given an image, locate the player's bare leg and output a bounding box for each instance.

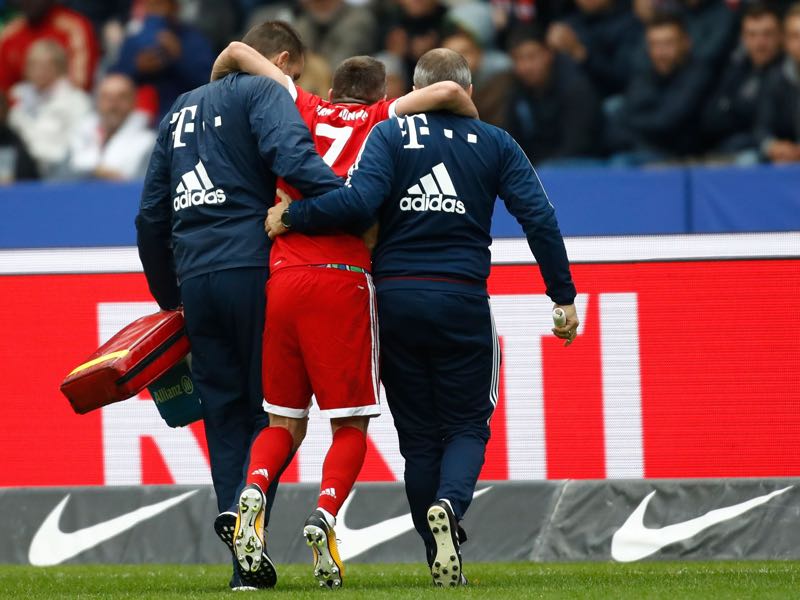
[304,416,369,589]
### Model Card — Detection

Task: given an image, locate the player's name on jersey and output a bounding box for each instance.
[316,104,369,122]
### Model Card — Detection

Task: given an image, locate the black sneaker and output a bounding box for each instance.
[226,484,277,588]
[214,512,252,591]
[214,511,238,549]
[426,500,464,587]
[303,509,344,589]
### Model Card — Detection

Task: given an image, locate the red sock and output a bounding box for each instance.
[246,426,294,493]
[317,426,367,518]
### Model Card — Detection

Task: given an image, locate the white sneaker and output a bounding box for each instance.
[231,484,277,588]
[426,500,464,587]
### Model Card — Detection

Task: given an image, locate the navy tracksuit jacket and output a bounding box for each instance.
[288,111,576,556]
[136,73,340,519]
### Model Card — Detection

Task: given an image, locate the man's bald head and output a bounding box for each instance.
[98,73,136,98]
[413,48,472,90]
[25,39,67,91]
[97,74,137,135]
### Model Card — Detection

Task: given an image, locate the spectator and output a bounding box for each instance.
[7,39,90,177]
[243,4,295,36]
[633,0,658,24]
[112,0,214,121]
[629,0,657,72]
[384,0,448,86]
[178,0,240,53]
[445,2,512,83]
[62,0,132,37]
[757,3,800,163]
[491,0,536,37]
[65,74,155,180]
[296,51,332,97]
[608,15,712,163]
[703,5,783,155]
[442,30,511,126]
[680,0,739,69]
[61,1,132,75]
[293,0,378,70]
[501,26,602,164]
[547,0,643,96]
[0,90,38,183]
[374,50,410,98]
[491,0,574,36]
[0,0,99,92]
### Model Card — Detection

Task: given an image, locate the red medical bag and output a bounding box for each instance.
[60,310,190,414]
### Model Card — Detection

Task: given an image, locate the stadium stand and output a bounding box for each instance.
[0,0,798,178]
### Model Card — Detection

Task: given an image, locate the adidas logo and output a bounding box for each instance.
[320,487,337,499]
[173,160,226,212]
[400,162,465,215]
[250,468,269,480]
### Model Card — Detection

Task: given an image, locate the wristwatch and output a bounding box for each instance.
[280,207,292,229]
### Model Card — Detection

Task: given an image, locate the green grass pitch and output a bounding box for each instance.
[1,562,799,599]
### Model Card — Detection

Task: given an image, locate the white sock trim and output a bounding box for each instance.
[438,498,454,514]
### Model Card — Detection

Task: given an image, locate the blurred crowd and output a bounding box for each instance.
[0,0,799,184]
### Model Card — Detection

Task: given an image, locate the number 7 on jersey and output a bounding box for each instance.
[315,124,354,167]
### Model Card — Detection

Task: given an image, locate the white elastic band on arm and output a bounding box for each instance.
[387,99,399,119]
[284,75,298,102]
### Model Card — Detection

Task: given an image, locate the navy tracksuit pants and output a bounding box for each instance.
[377,283,499,556]
[180,267,276,516]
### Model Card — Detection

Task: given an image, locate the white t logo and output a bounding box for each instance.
[170,105,197,149]
[400,114,429,149]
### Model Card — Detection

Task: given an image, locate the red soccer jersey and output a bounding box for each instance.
[270,79,397,273]
[0,6,99,92]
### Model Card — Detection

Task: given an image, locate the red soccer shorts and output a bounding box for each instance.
[262,266,381,418]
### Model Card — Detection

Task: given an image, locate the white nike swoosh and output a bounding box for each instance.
[28,490,197,566]
[336,487,491,561]
[611,486,792,562]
